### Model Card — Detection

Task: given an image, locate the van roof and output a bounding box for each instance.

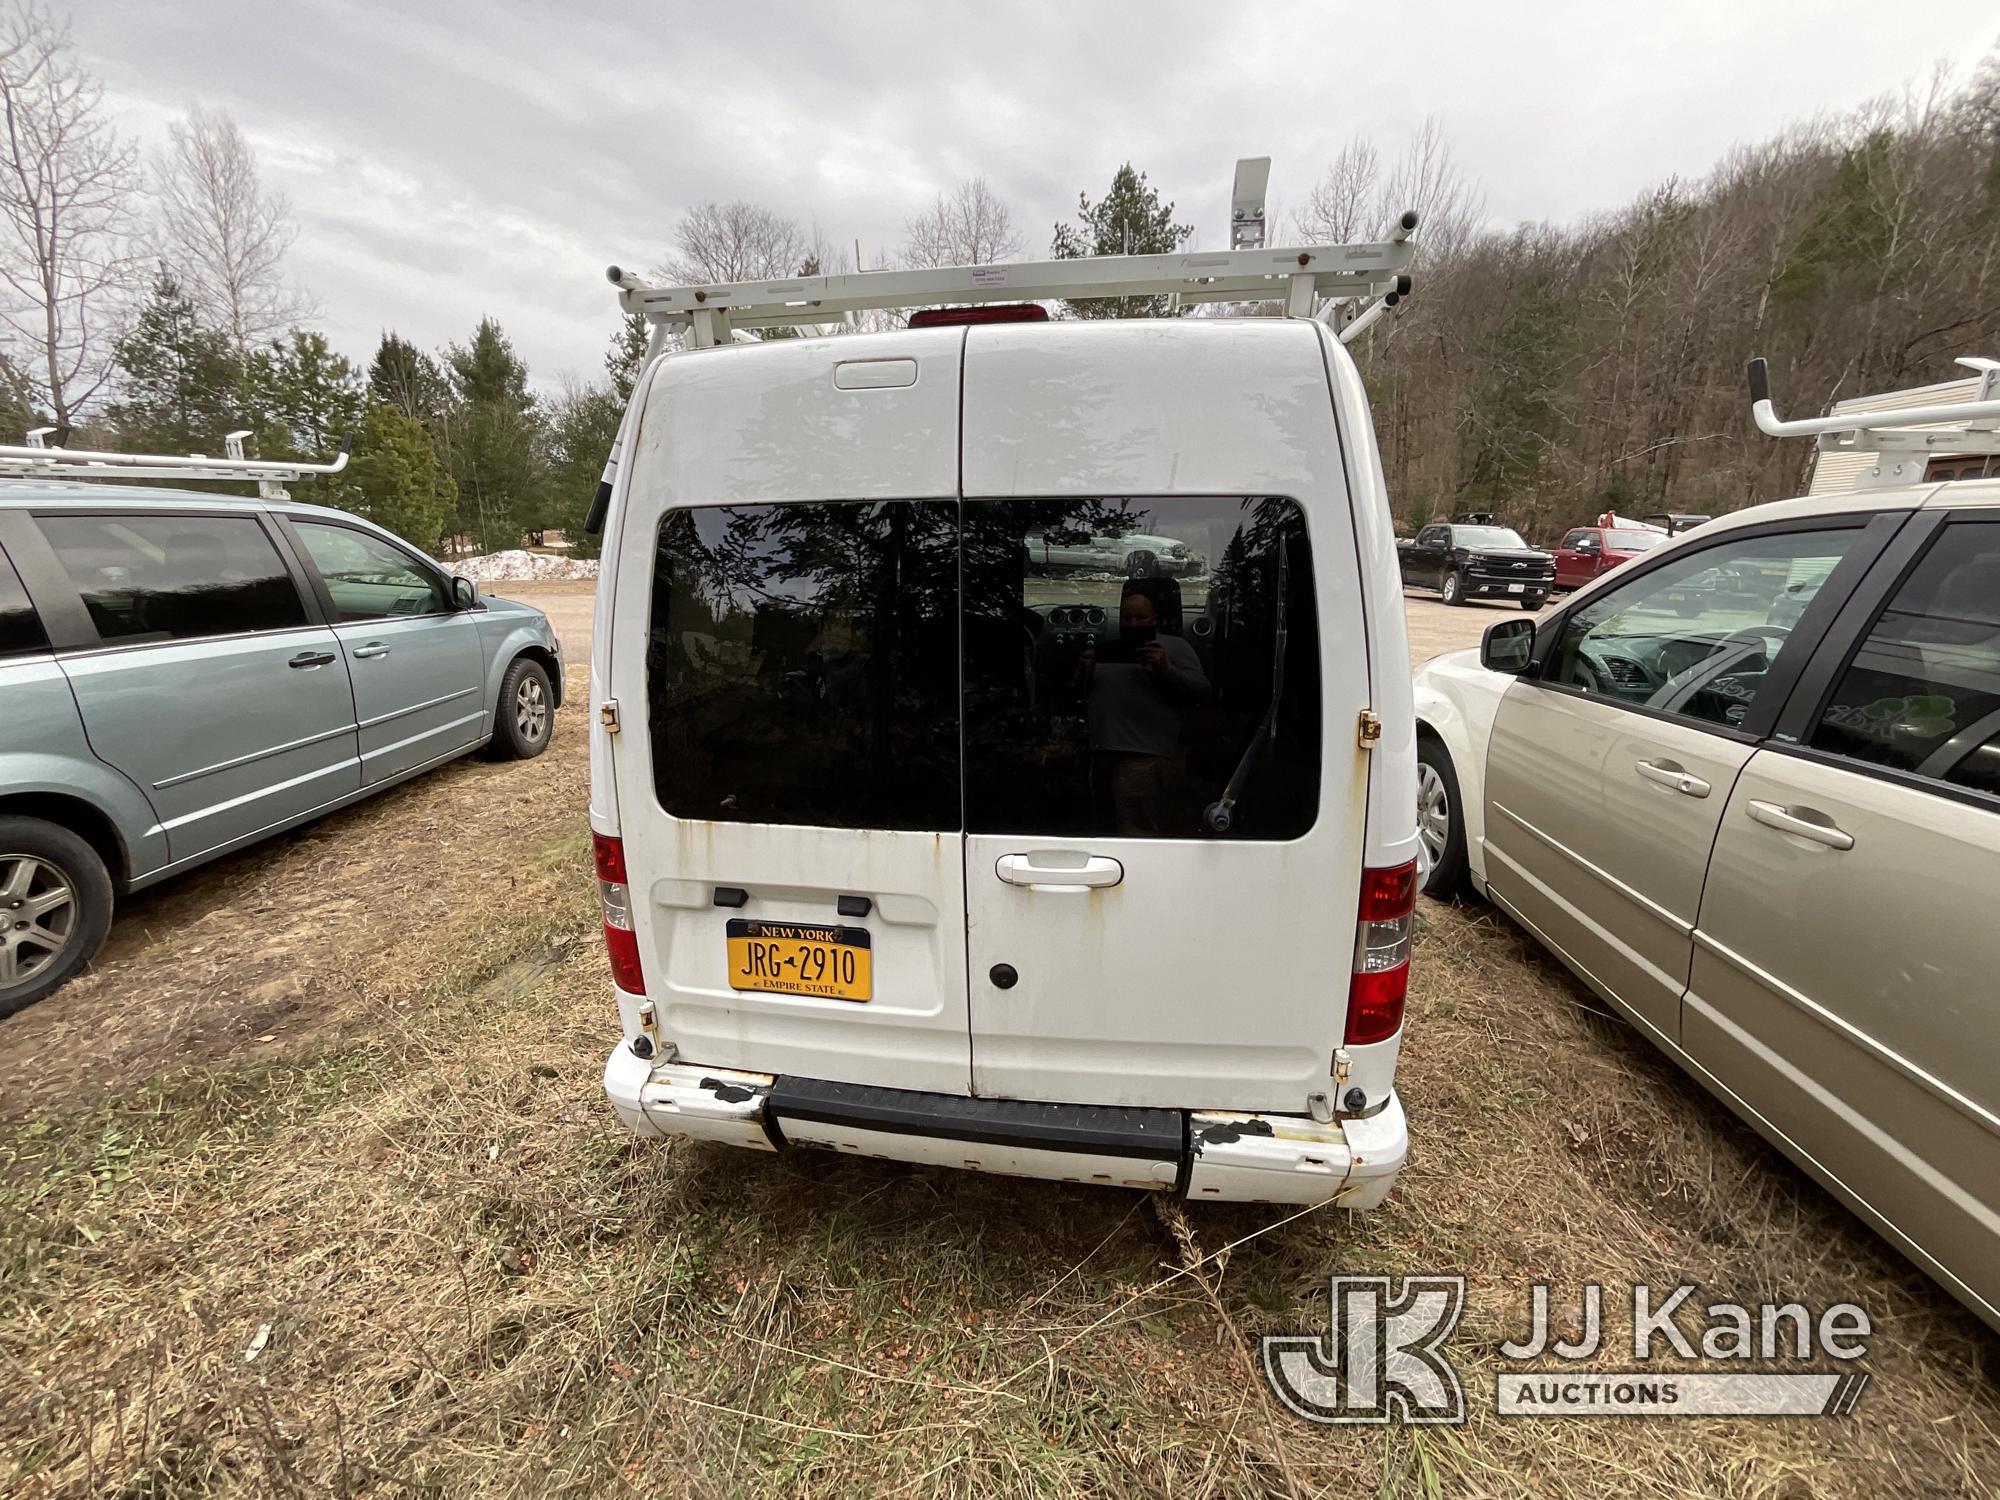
[652,312,1325,365]
[0,483,358,523]
[0,483,274,509]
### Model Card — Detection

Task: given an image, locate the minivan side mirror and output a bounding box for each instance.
[1481,617,1536,675]
[451,575,480,609]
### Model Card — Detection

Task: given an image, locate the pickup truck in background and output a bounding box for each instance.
[1396,519,1555,608]
[1550,523,1670,591]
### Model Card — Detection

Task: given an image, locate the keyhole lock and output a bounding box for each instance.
[989,963,1018,990]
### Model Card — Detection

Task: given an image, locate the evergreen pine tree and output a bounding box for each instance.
[1050,164,1193,318]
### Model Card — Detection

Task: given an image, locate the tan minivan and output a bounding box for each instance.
[1413,467,2000,1334]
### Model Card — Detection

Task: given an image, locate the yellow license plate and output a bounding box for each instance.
[725,919,873,1002]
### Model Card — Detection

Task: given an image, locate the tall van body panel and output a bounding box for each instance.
[1317,326,1420,875]
[606,330,976,1095]
[960,320,1374,1111]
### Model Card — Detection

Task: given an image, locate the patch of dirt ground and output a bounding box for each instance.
[0,585,593,1121]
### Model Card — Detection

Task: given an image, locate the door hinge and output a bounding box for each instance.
[1356,710,1383,749]
[599,698,621,733]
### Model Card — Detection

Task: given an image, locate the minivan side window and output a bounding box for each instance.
[293,522,448,621]
[647,501,961,830]
[35,513,308,644]
[0,544,48,659]
[1542,528,1857,730]
[1809,520,2000,797]
[963,497,1320,839]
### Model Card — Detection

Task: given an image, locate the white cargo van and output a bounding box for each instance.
[586,241,1421,1206]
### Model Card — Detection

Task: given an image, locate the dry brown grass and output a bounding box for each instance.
[1,683,1996,1495]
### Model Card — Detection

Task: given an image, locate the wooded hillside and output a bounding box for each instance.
[1341,59,2000,536]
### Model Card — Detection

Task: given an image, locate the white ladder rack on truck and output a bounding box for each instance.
[605,218,1418,351]
[1750,355,2000,491]
[587,214,1418,530]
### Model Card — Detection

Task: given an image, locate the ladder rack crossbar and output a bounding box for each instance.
[611,241,1415,333]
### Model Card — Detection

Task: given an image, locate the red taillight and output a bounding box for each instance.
[592,832,645,995]
[1358,861,1418,922]
[907,302,1050,328]
[592,832,628,883]
[1347,859,1416,1046]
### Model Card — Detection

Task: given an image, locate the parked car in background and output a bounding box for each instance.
[1410,478,2000,1333]
[1022,527,1205,577]
[1550,523,1668,590]
[0,486,563,1015]
[1397,518,1555,608]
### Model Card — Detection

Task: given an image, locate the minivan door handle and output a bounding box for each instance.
[288,650,336,669]
[1746,800,1854,851]
[350,642,391,659]
[995,853,1125,890]
[1635,758,1711,798]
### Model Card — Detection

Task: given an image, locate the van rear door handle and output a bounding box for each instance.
[1746,800,1854,850]
[350,642,391,659]
[1635,758,1711,798]
[995,853,1124,890]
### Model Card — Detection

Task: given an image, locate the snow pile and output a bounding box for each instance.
[455,550,599,582]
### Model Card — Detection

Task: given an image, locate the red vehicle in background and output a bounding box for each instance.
[1551,521,1669,591]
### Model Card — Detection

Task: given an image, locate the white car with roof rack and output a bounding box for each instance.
[584,178,1428,1207]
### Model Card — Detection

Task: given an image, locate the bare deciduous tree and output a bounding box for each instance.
[1296,117,1482,267]
[0,1,142,429]
[902,177,1022,268]
[1292,138,1379,246]
[155,103,312,353]
[662,200,808,285]
[1382,117,1482,262]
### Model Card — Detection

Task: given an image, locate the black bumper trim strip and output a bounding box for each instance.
[766,1075,1184,1162]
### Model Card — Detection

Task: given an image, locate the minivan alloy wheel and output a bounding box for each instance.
[515,675,549,743]
[0,854,77,989]
[1415,763,1450,884]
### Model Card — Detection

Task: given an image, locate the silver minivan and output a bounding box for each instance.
[1413,477,2000,1333]
[0,485,564,1015]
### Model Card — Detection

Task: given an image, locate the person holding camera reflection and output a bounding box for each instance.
[1076,577,1211,834]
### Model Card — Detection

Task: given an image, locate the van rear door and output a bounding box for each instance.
[958,321,1373,1113]
[606,330,974,1095]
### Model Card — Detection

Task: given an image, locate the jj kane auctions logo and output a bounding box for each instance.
[1263,1278,1872,1423]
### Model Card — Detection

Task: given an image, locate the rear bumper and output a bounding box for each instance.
[603,1046,1407,1208]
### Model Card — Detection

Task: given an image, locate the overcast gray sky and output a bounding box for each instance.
[77,0,1999,389]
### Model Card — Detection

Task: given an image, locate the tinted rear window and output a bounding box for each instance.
[647,501,961,829]
[37,513,307,644]
[0,544,47,659]
[964,497,1321,839]
[646,496,1323,839]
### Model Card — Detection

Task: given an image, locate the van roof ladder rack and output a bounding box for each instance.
[0,429,351,497]
[607,217,1418,351]
[1750,355,2000,490]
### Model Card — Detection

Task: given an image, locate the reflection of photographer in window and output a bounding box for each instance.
[1077,578,1211,834]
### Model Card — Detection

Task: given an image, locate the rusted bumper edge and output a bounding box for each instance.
[602,1046,776,1153]
[603,1045,1408,1209]
[1184,1096,1407,1208]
